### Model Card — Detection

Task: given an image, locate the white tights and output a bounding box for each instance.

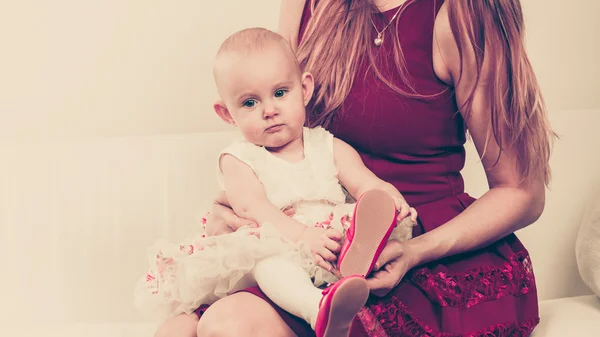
[252,255,323,328]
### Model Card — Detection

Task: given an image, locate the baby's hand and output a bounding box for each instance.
[392,195,418,223]
[298,227,342,272]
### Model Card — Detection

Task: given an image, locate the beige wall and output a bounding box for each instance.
[0,0,279,142]
[0,0,598,143]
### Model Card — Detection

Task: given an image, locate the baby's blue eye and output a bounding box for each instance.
[274,89,286,98]
[243,99,257,108]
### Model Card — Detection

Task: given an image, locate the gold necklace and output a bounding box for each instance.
[370,3,405,47]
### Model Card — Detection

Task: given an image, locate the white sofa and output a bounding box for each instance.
[0,109,599,336]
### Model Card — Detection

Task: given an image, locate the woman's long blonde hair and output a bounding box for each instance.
[297,0,556,185]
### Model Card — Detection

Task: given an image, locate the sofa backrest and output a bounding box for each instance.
[0,109,598,323]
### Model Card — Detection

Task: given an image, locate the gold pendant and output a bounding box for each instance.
[374,32,383,47]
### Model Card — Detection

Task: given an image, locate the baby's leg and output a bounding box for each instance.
[153,312,198,337]
[253,255,322,328]
[253,254,368,337]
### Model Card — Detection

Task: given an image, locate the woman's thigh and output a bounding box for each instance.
[197,292,297,337]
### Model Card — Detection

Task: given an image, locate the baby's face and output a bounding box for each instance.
[214,44,311,150]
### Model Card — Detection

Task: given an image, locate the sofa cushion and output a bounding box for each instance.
[576,188,600,296]
[532,295,600,336]
[0,322,157,337]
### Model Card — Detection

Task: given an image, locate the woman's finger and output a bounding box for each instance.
[214,190,231,207]
[365,269,394,296]
[216,204,255,231]
[373,240,402,271]
[205,206,233,236]
[206,204,257,235]
[229,214,258,230]
[366,262,404,297]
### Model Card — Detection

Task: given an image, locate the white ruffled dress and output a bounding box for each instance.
[133,127,355,323]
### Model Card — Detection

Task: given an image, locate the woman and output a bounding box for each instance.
[157,0,554,336]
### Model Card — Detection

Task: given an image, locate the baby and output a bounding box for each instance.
[135,27,417,337]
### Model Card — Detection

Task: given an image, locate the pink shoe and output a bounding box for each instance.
[314,275,369,337]
[337,189,397,277]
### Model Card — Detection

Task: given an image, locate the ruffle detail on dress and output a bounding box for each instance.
[409,250,536,309]
[358,294,539,337]
[133,224,302,323]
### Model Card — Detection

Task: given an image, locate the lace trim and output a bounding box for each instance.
[359,295,539,337]
[409,251,536,309]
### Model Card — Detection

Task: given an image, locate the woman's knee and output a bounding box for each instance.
[154,313,199,337]
[197,292,296,337]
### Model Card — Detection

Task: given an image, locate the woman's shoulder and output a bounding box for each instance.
[278,0,309,48]
[431,1,456,86]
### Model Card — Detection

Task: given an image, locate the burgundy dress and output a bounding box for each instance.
[198,0,540,335]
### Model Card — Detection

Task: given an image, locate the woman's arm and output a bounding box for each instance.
[408,2,546,266]
[204,191,257,236]
[278,0,307,50]
[367,1,549,295]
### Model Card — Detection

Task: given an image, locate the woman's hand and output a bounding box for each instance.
[366,239,420,297]
[298,227,343,274]
[205,191,258,236]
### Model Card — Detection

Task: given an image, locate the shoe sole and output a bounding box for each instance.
[338,189,396,277]
[322,277,369,337]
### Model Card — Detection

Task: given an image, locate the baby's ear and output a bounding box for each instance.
[214,101,236,125]
[301,72,315,107]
